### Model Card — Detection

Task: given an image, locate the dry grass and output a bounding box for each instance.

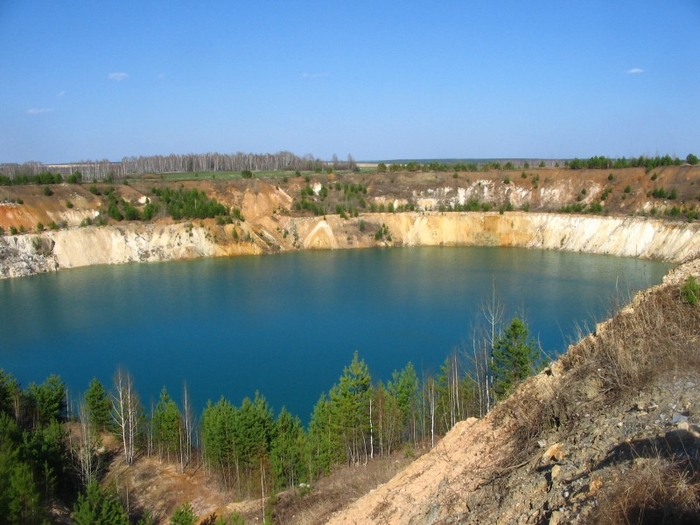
[271,454,415,524]
[589,457,700,524]
[484,275,700,518]
[568,285,700,396]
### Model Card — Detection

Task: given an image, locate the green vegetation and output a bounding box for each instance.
[491,318,540,400]
[566,154,689,170]
[681,276,699,306]
[650,187,677,200]
[0,172,63,186]
[72,481,129,525]
[169,501,197,525]
[0,295,544,522]
[374,223,391,241]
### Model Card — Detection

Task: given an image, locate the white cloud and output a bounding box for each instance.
[625,68,644,74]
[302,72,329,79]
[108,72,129,82]
[56,90,66,97]
[26,108,53,115]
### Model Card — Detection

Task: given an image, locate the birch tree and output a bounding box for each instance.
[111,368,140,465]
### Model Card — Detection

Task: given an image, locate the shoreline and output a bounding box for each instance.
[2,211,699,280]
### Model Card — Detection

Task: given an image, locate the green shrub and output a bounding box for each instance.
[43,185,53,196]
[624,185,631,194]
[608,173,614,181]
[10,226,18,235]
[36,221,44,231]
[681,276,699,306]
[241,170,253,179]
[16,198,23,204]
[65,200,74,208]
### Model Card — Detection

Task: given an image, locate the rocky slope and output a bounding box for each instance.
[327,259,700,524]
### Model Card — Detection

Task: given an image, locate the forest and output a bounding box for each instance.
[1,152,697,184]
[0,313,539,524]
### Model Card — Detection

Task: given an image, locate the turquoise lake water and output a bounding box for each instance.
[0,247,671,422]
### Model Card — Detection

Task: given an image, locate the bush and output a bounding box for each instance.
[681,276,699,306]
[170,501,197,525]
[624,185,631,194]
[43,186,53,196]
[241,170,253,179]
[10,226,18,235]
[36,222,44,231]
[65,200,74,208]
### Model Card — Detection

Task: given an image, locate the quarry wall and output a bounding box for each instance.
[1,212,698,279]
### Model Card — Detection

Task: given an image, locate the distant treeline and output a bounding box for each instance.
[0,151,359,181]
[380,153,698,173]
[565,153,698,170]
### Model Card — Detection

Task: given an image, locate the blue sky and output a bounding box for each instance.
[1,1,698,163]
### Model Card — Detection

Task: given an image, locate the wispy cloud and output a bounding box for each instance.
[26,108,53,115]
[108,72,129,82]
[625,68,644,74]
[56,90,66,97]
[302,72,329,79]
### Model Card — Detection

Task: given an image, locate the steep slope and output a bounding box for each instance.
[327,260,700,524]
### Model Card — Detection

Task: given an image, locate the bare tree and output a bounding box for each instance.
[180,381,194,472]
[111,368,140,464]
[69,402,101,487]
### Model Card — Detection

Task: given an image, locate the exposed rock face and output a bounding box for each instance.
[0,234,58,278]
[1,212,699,279]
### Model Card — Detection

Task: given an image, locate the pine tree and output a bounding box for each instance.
[152,387,181,462]
[307,393,340,478]
[270,408,307,489]
[491,317,539,400]
[170,501,197,525]
[27,374,66,428]
[201,397,239,491]
[72,481,128,525]
[329,351,372,466]
[85,378,112,432]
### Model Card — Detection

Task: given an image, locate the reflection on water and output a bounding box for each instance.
[0,247,671,421]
